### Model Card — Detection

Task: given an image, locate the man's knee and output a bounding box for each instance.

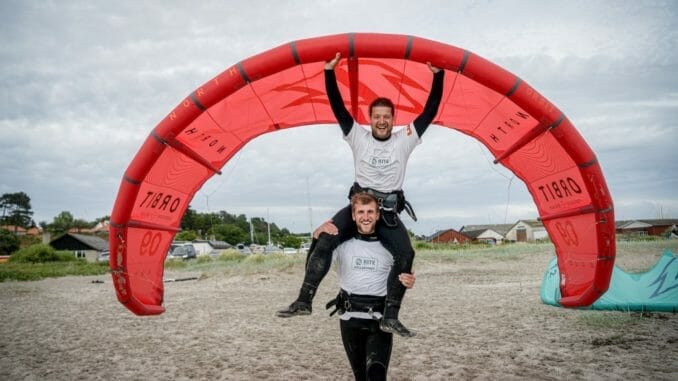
[315,232,339,252]
[391,247,415,272]
[305,233,339,276]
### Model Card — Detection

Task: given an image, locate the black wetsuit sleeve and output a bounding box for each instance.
[412,70,445,137]
[325,69,354,136]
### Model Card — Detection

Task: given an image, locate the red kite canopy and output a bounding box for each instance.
[110,33,615,315]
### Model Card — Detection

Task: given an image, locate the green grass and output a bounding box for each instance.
[161,250,304,276]
[1,239,675,282]
[615,239,678,256]
[576,311,640,329]
[416,241,553,264]
[0,261,110,282]
[0,243,111,282]
[202,252,305,275]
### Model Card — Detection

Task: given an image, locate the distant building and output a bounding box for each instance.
[1,225,27,235]
[26,227,42,236]
[68,220,110,235]
[190,240,232,256]
[616,219,678,238]
[429,229,472,244]
[49,233,109,262]
[505,219,548,242]
[460,224,513,244]
[1,225,42,236]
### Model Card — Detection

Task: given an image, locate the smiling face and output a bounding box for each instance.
[351,194,380,235]
[369,97,395,140]
[369,106,394,140]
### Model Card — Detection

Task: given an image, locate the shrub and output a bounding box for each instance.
[55,251,80,262]
[10,244,80,263]
[244,253,267,264]
[164,258,188,269]
[414,241,434,250]
[218,249,247,262]
[0,229,21,255]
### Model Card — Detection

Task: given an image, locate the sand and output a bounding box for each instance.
[1,244,676,380]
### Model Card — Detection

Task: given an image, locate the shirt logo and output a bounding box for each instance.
[369,156,391,168]
[352,256,377,271]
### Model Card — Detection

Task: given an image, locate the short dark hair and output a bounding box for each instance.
[369,97,394,116]
[350,192,378,211]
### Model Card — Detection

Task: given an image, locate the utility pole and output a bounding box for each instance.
[306,176,313,240]
[267,208,272,246]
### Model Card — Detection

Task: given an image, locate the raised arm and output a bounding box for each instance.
[324,53,354,135]
[412,63,445,137]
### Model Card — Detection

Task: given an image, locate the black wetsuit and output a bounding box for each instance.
[299,68,444,320]
[331,232,394,381]
[341,317,392,381]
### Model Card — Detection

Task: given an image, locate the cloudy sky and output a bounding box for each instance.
[1,1,676,236]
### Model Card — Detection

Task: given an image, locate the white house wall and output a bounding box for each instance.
[533,230,549,240]
[191,242,212,256]
[477,230,505,242]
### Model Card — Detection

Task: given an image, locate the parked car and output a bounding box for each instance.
[283,247,298,254]
[167,244,197,260]
[97,250,110,263]
[264,245,282,254]
[299,242,311,255]
[236,243,252,254]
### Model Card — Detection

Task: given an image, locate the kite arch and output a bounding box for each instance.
[110,33,615,315]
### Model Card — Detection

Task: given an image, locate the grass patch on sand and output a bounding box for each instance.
[416,242,553,264]
[0,261,109,282]
[0,244,110,281]
[3,240,675,282]
[169,250,305,276]
[577,311,640,330]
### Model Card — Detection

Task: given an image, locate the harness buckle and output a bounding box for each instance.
[343,298,352,312]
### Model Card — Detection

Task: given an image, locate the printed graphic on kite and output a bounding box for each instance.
[109,33,616,315]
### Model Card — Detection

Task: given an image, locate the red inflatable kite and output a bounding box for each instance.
[110,33,615,315]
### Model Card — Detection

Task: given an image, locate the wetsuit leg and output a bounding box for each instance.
[365,323,392,381]
[295,205,355,304]
[376,213,415,320]
[340,319,392,381]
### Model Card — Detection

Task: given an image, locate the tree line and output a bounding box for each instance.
[179,207,305,248]
[0,192,307,255]
[0,192,107,236]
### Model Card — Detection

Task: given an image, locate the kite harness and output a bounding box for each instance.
[326,290,386,317]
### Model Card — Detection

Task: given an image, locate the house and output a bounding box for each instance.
[26,227,42,236]
[429,229,472,244]
[0,225,43,236]
[505,219,549,242]
[190,240,233,256]
[459,224,513,244]
[616,219,678,238]
[67,220,109,235]
[1,225,27,235]
[49,233,109,262]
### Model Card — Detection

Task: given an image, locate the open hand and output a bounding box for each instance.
[325,52,341,70]
[427,61,441,74]
[313,220,338,238]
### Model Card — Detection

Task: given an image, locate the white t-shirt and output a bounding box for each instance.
[344,123,421,193]
[333,237,394,320]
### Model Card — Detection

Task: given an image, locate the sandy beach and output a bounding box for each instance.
[1,242,676,380]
